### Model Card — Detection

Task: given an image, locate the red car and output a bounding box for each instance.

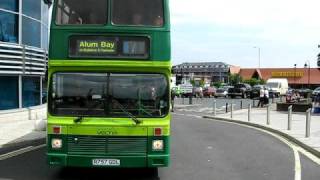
[203,87,216,97]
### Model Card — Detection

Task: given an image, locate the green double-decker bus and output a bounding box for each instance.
[47,0,171,168]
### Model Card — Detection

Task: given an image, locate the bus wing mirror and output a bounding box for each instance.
[43,0,52,5]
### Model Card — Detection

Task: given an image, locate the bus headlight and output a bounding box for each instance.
[51,139,62,149]
[152,140,164,151]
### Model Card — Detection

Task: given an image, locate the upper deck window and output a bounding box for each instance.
[112,0,164,27]
[55,0,107,25]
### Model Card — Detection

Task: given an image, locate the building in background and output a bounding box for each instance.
[172,62,231,85]
[0,0,50,110]
[238,68,320,89]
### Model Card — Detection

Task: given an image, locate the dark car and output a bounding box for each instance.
[250,85,264,99]
[312,87,320,101]
[250,85,275,99]
[203,87,216,97]
[297,88,312,98]
[228,83,252,98]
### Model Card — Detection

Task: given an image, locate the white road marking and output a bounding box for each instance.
[0,144,46,161]
[207,119,314,180]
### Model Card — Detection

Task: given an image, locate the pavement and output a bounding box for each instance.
[0,118,46,148]
[203,104,320,156]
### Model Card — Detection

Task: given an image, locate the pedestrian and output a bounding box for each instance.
[257,87,265,107]
[315,93,320,106]
[171,90,176,112]
[264,87,269,106]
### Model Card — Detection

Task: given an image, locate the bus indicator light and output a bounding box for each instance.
[154,128,162,136]
[53,126,61,134]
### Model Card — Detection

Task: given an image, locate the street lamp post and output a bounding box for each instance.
[254,46,261,69]
[304,61,311,89]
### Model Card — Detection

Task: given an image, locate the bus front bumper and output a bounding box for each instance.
[47,153,169,168]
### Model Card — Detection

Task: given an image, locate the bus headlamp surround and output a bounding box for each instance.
[152,140,164,151]
[51,138,63,149]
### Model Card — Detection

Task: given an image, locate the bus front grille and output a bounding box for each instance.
[67,136,148,155]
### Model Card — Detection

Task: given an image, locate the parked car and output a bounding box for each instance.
[171,86,181,97]
[203,87,216,97]
[312,87,320,100]
[228,83,252,98]
[193,87,203,97]
[215,86,230,98]
[297,88,312,98]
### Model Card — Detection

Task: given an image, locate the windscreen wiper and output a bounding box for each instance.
[74,116,83,123]
[111,98,142,125]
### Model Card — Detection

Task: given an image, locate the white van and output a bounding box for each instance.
[266,78,288,97]
[180,83,193,97]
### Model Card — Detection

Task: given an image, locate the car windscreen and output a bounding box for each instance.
[235,84,245,88]
[266,82,279,88]
[55,0,107,25]
[49,73,169,118]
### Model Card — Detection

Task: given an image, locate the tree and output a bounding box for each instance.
[243,78,266,86]
[229,74,243,85]
[212,81,223,88]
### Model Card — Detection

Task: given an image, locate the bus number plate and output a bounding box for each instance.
[92,159,120,166]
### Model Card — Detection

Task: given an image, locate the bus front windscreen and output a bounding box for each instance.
[50,73,169,118]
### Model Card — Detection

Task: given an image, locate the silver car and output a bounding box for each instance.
[215,86,231,98]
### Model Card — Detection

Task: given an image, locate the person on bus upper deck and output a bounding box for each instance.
[153,15,163,26]
[132,13,143,25]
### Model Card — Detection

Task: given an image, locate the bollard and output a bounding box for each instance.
[240,100,243,109]
[252,99,255,107]
[226,103,228,113]
[230,103,233,119]
[189,96,192,105]
[288,105,292,130]
[267,105,270,125]
[306,108,311,138]
[248,104,251,122]
[213,100,216,116]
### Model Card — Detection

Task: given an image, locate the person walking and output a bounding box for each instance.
[171,90,176,112]
[257,87,265,107]
[264,87,269,106]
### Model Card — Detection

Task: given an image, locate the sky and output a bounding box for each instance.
[170,0,320,68]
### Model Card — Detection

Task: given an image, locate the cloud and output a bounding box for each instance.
[170,0,320,67]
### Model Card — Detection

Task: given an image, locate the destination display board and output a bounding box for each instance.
[69,35,149,59]
[69,36,117,58]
